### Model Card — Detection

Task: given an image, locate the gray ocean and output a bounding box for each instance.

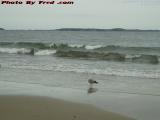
[1,30,160,120]
[0,30,160,78]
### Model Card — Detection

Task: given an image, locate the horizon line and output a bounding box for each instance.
[1,27,160,31]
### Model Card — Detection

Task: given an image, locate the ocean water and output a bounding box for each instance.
[0,30,160,79]
[1,30,160,120]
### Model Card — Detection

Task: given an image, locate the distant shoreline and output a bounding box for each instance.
[56,28,160,32]
[0,28,4,30]
[1,28,160,31]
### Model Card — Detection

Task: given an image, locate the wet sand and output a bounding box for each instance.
[0,95,134,120]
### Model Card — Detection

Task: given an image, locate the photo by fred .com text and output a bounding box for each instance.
[1,0,74,5]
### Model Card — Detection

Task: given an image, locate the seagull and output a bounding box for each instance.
[87,79,98,94]
[88,79,98,85]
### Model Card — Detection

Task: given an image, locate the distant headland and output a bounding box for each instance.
[0,28,5,30]
[1,28,160,31]
[56,28,160,32]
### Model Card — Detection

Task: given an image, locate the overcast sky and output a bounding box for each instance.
[0,0,160,29]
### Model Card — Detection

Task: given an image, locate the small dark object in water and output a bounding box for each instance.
[29,48,35,55]
[88,79,98,84]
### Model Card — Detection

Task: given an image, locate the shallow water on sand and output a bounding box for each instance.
[1,67,160,120]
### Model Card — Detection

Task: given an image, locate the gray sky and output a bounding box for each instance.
[0,0,160,29]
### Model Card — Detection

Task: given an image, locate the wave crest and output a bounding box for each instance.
[0,42,159,64]
[0,48,31,54]
[35,50,56,55]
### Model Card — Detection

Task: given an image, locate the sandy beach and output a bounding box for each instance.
[0,95,134,120]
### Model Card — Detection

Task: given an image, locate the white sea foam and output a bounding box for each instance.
[2,61,160,79]
[125,54,141,59]
[85,45,103,50]
[35,50,56,56]
[54,64,160,79]
[0,48,30,54]
[69,44,84,48]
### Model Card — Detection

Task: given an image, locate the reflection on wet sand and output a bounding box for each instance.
[87,87,98,94]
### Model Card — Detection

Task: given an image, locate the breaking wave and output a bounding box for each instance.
[0,48,56,56]
[0,42,160,64]
[35,50,56,55]
[0,48,31,54]
[85,45,103,50]
[55,50,125,62]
